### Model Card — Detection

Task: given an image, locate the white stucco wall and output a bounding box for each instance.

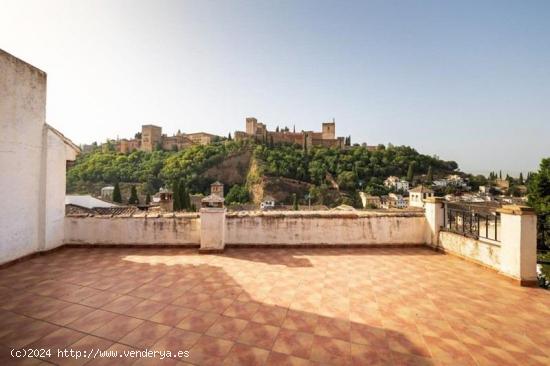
[64,216,201,245]
[45,129,78,250]
[225,211,428,246]
[438,230,501,271]
[0,50,78,265]
[0,50,47,264]
[64,212,427,247]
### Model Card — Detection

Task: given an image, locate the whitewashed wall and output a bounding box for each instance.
[65,212,427,247]
[225,212,428,246]
[438,230,501,270]
[0,50,47,264]
[64,216,201,245]
[45,129,78,250]
[0,50,77,265]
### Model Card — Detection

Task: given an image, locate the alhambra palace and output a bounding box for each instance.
[234,117,345,148]
[108,117,346,153]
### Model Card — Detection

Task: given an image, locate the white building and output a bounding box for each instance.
[101,186,114,200]
[381,193,407,209]
[260,195,276,210]
[384,176,409,191]
[66,195,118,209]
[409,186,434,208]
[0,50,80,264]
[446,174,467,188]
[432,179,448,188]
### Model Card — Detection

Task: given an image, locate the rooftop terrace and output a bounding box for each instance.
[1,247,549,365]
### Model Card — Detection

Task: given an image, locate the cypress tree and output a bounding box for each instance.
[145,193,151,205]
[228,132,232,140]
[179,181,188,210]
[128,186,139,204]
[426,166,433,183]
[112,182,122,203]
[172,181,180,211]
[519,172,524,185]
[499,170,502,179]
[407,162,415,182]
[292,193,298,210]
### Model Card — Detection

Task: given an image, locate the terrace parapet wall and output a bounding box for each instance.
[64,210,427,247]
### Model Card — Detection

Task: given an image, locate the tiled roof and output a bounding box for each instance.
[409,185,434,193]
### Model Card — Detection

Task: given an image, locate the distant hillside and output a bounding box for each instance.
[67,140,459,207]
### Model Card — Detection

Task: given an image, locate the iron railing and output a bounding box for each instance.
[444,203,501,242]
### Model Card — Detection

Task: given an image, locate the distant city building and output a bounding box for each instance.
[105,124,219,153]
[495,178,510,190]
[446,174,467,188]
[101,186,114,200]
[65,195,119,209]
[432,179,448,188]
[260,195,276,210]
[409,186,434,207]
[360,193,381,208]
[380,193,407,209]
[157,187,173,212]
[384,176,409,191]
[235,117,345,148]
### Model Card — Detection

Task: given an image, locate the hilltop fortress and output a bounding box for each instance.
[98,117,348,153]
[235,117,346,148]
[108,125,217,153]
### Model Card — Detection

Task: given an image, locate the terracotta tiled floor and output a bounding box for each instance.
[0,247,549,365]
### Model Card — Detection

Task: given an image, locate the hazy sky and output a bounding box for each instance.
[1,0,548,175]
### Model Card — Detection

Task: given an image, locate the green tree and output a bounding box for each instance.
[407,162,415,182]
[112,182,122,203]
[528,158,550,216]
[292,193,298,210]
[172,180,181,211]
[225,185,249,204]
[426,166,433,183]
[337,171,357,191]
[179,182,188,210]
[519,172,524,185]
[128,186,139,204]
[145,193,151,205]
[228,132,232,141]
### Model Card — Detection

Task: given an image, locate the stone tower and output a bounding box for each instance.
[322,121,336,140]
[141,124,162,152]
[246,117,258,135]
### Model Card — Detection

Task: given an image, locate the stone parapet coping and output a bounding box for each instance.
[225,210,425,218]
[66,210,425,219]
[496,204,536,216]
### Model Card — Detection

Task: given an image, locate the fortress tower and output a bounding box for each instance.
[322,121,336,140]
[246,117,258,135]
[141,124,162,152]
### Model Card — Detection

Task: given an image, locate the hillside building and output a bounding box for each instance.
[109,125,218,153]
[409,186,434,208]
[235,117,345,148]
[384,176,410,191]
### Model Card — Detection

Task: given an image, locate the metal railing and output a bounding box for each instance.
[444,203,501,242]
